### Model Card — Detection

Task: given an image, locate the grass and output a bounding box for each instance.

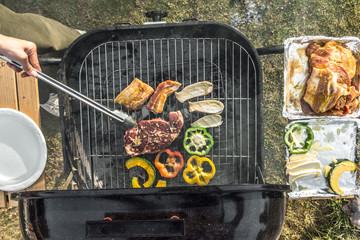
[0,207,21,240]
[1,0,360,239]
[281,198,360,240]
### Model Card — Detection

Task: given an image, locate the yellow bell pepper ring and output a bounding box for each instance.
[183,156,216,185]
[155,180,167,187]
[131,177,142,188]
[132,178,167,188]
[126,157,156,188]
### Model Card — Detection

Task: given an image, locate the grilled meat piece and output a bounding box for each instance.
[308,40,356,78]
[303,68,349,113]
[348,86,360,102]
[124,111,184,156]
[114,78,154,111]
[303,40,359,115]
[334,96,347,110]
[147,80,181,113]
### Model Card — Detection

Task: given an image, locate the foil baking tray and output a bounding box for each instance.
[285,119,359,199]
[282,36,360,120]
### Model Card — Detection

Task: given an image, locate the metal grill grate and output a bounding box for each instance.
[63,37,261,189]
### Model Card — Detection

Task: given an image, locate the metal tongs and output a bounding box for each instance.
[0,55,136,129]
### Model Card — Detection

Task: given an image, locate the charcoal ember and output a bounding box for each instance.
[124,111,184,156]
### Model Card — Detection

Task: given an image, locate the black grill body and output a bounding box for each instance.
[59,21,264,188]
[13,185,289,239]
[13,21,290,240]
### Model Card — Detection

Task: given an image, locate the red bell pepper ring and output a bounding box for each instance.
[155,149,184,178]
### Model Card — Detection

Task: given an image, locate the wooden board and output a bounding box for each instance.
[0,60,18,207]
[15,72,45,193]
[0,60,18,109]
[0,60,45,207]
[0,190,6,208]
[15,72,41,126]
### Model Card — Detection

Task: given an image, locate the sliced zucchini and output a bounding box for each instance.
[328,160,358,196]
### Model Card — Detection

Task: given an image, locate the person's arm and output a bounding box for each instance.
[0,34,41,78]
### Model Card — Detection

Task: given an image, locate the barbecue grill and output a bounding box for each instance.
[13,12,290,239]
[61,21,263,189]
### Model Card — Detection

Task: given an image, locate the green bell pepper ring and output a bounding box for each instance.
[284,123,314,154]
[183,127,214,156]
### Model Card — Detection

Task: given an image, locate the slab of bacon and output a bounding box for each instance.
[114,78,154,111]
[302,40,360,116]
[147,80,181,113]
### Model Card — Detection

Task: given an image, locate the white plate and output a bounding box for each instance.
[0,108,47,191]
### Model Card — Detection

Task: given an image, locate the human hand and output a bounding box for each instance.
[0,34,41,78]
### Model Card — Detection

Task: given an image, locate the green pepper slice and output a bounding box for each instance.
[183,127,214,156]
[284,123,314,154]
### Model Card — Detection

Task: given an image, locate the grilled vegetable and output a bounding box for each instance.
[327,159,358,196]
[175,81,213,103]
[183,156,216,185]
[188,100,224,114]
[155,180,167,187]
[126,157,156,188]
[131,177,142,188]
[183,127,214,156]
[155,149,184,178]
[191,114,222,128]
[285,153,322,183]
[323,165,332,178]
[284,123,314,154]
[288,169,322,183]
[133,178,167,188]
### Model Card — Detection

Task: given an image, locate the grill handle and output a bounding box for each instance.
[145,11,168,22]
[86,219,185,238]
[0,55,136,129]
[256,45,284,55]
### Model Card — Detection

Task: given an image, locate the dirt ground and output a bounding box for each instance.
[1,0,360,239]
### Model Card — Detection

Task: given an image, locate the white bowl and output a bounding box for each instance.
[0,108,47,191]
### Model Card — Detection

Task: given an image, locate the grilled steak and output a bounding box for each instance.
[124,111,184,156]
